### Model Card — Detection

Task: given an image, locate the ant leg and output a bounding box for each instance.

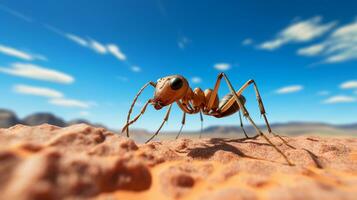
[222,74,293,166]
[238,110,250,139]
[199,111,204,138]
[176,112,186,139]
[122,99,152,134]
[146,104,173,143]
[238,80,293,148]
[124,81,156,137]
[206,73,224,111]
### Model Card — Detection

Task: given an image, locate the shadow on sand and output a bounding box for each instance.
[183,136,323,168]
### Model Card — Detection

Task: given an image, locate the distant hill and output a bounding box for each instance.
[23,113,66,127]
[201,122,357,136]
[1,109,356,137]
[0,109,21,128]
[0,109,106,129]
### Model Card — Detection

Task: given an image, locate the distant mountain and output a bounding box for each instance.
[1,109,356,137]
[0,109,21,128]
[337,123,357,130]
[67,119,91,126]
[23,113,66,127]
[0,109,105,129]
[201,121,357,136]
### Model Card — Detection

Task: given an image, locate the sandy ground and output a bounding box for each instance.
[0,124,356,200]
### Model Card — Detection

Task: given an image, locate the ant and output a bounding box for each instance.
[122,73,293,165]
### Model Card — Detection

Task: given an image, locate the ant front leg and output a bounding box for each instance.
[122,99,152,134]
[123,81,156,137]
[146,104,173,143]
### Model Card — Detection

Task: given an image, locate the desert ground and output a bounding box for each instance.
[0,124,356,200]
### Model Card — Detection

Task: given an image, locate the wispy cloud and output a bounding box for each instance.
[12,83,94,109]
[49,98,92,108]
[131,66,141,72]
[89,39,107,54]
[191,77,202,84]
[323,95,355,104]
[0,62,74,84]
[214,63,231,71]
[242,38,253,46]
[298,20,357,63]
[0,44,46,61]
[65,33,88,47]
[297,44,325,56]
[0,4,33,22]
[259,16,336,50]
[178,37,191,49]
[340,80,357,89]
[56,31,127,61]
[45,26,134,70]
[107,44,126,61]
[13,84,63,98]
[275,85,303,94]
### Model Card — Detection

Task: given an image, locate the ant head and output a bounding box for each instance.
[152,75,189,110]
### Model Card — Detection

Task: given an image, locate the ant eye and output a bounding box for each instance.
[170,77,183,90]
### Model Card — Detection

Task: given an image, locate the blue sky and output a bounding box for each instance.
[0,0,356,131]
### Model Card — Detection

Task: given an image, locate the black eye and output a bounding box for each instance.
[170,77,183,90]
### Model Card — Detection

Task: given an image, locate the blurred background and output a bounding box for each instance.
[0,0,356,137]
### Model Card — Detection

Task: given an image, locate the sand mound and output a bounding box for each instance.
[0,124,356,200]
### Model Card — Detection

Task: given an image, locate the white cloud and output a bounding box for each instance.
[131,66,141,72]
[214,63,231,71]
[107,44,126,61]
[89,39,107,54]
[340,80,357,89]
[65,33,130,62]
[259,16,336,50]
[13,84,63,98]
[260,39,284,50]
[275,85,303,94]
[317,90,330,96]
[46,25,134,71]
[191,77,202,84]
[0,44,46,61]
[65,33,88,47]
[323,95,355,104]
[0,62,74,84]
[242,38,253,46]
[178,37,191,49]
[49,27,134,70]
[49,98,91,108]
[297,44,325,56]
[299,20,357,63]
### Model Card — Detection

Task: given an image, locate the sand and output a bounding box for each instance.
[0,124,356,200]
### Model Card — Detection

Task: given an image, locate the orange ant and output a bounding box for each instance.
[122,73,293,165]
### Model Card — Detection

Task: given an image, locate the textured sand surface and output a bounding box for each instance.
[0,124,356,200]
